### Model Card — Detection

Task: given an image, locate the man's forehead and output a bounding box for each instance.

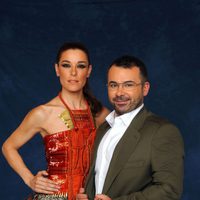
[108,66,140,79]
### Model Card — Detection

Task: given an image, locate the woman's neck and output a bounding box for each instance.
[59,90,87,110]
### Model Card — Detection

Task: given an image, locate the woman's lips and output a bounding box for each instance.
[68,80,79,83]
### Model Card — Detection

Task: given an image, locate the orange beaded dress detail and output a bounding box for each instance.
[35,94,96,200]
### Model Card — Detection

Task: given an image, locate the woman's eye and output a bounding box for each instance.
[77,64,87,69]
[61,63,71,68]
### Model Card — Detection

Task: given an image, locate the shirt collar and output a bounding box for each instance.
[106,104,144,127]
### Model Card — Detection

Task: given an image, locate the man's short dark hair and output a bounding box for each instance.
[108,55,148,82]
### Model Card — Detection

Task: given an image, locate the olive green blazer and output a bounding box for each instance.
[85,107,184,200]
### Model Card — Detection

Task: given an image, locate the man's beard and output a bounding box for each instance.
[112,96,143,115]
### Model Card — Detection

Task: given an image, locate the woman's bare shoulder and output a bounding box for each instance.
[95,106,110,128]
[26,96,61,121]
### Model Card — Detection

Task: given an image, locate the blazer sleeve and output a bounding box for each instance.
[114,123,184,200]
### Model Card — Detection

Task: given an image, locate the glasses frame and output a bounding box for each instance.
[107,81,143,91]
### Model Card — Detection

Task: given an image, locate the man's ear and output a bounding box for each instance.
[55,64,60,77]
[143,81,150,96]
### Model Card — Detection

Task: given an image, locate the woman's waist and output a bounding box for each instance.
[46,148,92,174]
[48,174,84,195]
[47,167,86,175]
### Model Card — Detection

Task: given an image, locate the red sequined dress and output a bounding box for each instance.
[34,94,96,200]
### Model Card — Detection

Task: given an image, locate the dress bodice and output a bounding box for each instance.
[43,100,96,200]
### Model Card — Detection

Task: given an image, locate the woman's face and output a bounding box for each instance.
[55,49,92,93]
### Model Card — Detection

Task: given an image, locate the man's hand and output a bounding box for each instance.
[29,170,60,194]
[95,194,111,200]
[76,188,89,200]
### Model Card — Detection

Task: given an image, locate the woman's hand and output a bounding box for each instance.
[29,170,60,194]
[76,188,89,200]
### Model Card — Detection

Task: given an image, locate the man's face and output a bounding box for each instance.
[107,65,150,115]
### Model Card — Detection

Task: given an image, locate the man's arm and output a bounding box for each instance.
[79,123,184,200]
[115,123,184,200]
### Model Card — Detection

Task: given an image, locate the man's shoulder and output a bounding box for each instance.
[141,108,178,130]
[146,111,169,124]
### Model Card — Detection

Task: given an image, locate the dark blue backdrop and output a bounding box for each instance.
[0,0,199,199]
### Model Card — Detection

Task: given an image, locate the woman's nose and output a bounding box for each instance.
[70,66,77,76]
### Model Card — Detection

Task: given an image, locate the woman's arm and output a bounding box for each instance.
[95,107,110,128]
[2,106,59,194]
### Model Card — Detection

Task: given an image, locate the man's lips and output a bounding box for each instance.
[113,96,130,103]
[114,99,129,106]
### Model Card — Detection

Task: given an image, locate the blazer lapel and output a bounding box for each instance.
[102,107,149,194]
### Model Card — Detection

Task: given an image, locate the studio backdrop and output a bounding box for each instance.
[0,0,199,199]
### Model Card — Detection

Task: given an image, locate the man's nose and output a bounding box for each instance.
[115,84,125,96]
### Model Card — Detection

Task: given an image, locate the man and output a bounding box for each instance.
[77,55,184,200]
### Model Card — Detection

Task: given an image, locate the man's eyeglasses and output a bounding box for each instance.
[107,81,143,91]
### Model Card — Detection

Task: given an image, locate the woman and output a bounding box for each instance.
[2,42,110,200]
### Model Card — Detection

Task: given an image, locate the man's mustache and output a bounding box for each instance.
[113,96,130,101]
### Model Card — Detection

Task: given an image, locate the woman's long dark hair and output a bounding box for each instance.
[56,42,103,117]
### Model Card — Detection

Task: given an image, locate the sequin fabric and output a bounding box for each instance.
[33,194,67,200]
[42,108,96,200]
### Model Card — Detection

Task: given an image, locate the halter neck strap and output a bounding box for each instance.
[58,92,95,129]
